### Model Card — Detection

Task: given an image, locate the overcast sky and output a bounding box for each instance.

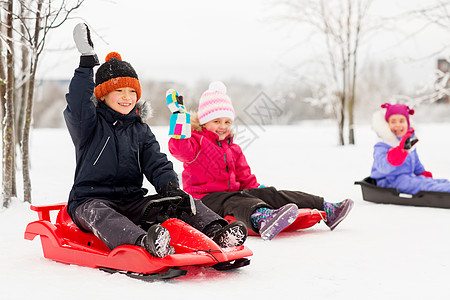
[38,0,450,87]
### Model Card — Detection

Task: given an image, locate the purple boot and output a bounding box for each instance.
[324,199,354,230]
[251,204,299,240]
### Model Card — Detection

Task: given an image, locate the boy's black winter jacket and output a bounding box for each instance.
[63,67,178,224]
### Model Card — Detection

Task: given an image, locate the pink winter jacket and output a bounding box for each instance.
[168,128,259,199]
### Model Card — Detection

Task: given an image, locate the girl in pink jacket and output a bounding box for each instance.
[167,82,353,240]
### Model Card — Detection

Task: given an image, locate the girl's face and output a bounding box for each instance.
[101,87,138,115]
[204,117,232,140]
[388,114,408,137]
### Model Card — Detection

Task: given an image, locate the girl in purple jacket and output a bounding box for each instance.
[167,82,353,240]
[370,103,450,194]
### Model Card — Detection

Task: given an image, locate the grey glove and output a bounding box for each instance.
[73,23,99,67]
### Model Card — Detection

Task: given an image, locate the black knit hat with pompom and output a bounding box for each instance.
[94,52,141,100]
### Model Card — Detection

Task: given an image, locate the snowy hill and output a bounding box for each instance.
[1,121,450,299]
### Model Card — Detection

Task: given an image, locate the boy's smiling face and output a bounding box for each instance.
[388,114,408,138]
[204,117,232,140]
[101,87,137,115]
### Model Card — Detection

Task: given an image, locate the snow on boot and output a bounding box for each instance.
[144,224,174,258]
[212,221,248,248]
[324,199,354,231]
[252,204,299,240]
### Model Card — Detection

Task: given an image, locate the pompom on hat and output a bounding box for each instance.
[381,103,414,126]
[198,81,235,125]
[94,52,141,101]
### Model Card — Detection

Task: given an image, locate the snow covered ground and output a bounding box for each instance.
[2,121,450,299]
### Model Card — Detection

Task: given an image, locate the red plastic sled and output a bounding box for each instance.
[225,208,326,236]
[25,203,252,280]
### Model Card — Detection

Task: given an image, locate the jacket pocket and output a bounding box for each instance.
[137,148,142,173]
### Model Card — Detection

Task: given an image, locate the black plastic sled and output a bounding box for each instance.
[355,177,450,209]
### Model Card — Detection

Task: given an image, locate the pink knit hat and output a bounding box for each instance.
[198,81,235,125]
[381,103,415,126]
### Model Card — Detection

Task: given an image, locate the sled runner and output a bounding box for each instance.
[224,208,326,236]
[355,177,450,209]
[24,201,252,281]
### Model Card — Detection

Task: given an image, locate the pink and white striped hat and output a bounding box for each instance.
[198,81,235,125]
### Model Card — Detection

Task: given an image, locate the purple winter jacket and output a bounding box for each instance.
[370,110,450,194]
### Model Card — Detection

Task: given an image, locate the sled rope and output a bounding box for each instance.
[311,208,327,222]
[194,249,222,262]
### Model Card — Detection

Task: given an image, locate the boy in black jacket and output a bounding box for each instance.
[64,23,246,257]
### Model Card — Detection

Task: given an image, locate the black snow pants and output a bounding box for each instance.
[201,186,324,233]
[73,195,227,250]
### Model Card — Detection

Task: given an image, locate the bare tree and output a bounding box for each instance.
[0,22,5,185]
[0,10,7,207]
[273,0,373,145]
[16,1,31,147]
[1,0,16,207]
[1,0,85,205]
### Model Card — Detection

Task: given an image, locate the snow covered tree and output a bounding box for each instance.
[273,0,374,145]
[1,0,16,207]
[381,1,450,108]
[0,0,85,206]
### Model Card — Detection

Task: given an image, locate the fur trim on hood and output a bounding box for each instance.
[372,109,417,148]
[91,94,153,124]
[190,111,202,132]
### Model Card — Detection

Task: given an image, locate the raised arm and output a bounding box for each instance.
[63,23,100,148]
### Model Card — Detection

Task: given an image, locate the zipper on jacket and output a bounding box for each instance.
[223,153,229,173]
[224,153,231,190]
[216,140,231,190]
[93,136,110,165]
[217,141,229,172]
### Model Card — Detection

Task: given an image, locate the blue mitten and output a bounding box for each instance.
[166,89,191,139]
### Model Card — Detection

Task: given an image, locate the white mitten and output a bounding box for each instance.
[73,23,99,67]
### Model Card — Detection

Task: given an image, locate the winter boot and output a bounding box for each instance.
[139,224,174,258]
[251,204,299,240]
[212,221,248,248]
[324,199,354,231]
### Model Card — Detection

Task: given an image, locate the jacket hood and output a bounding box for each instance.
[372,109,417,148]
[91,94,153,124]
